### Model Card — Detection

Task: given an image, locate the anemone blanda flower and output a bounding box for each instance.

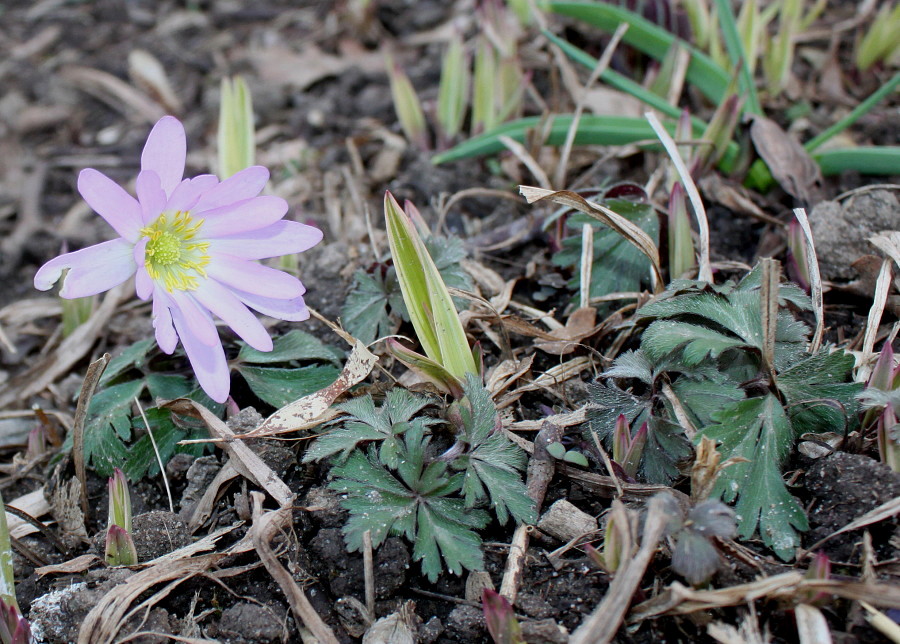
[34,116,323,402]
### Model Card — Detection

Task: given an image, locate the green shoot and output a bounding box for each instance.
[856,3,900,71]
[386,55,429,150]
[61,295,95,337]
[0,495,16,612]
[106,467,137,566]
[437,31,469,143]
[383,192,477,395]
[217,76,255,179]
[668,183,696,279]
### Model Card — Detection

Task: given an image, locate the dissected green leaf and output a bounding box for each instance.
[304,388,437,467]
[453,375,535,524]
[553,201,659,309]
[73,380,145,477]
[341,269,400,344]
[642,319,748,366]
[330,428,489,582]
[699,395,807,560]
[238,329,342,364]
[777,349,861,436]
[237,364,340,408]
[642,416,693,484]
[99,339,155,387]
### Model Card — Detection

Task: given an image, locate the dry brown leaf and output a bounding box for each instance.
[250,43,381,91]
[61,65,166,124]
[245,341,378,437]
[534,306,600,355]
[128,49,183,114]
[749,115,822,204]
[6,487,51,539]
[796,604,832,644]
[35,554,100,577]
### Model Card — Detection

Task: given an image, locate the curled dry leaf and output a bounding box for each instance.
[245,341,378,438]
[128,49,183,114]
[534,306,600,355]
[749,115,822,205]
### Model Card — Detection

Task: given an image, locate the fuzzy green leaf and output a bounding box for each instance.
[642,319,748,366]
[777,349,861,435]
[304,389,437,467]
[455,375,535,524]
[340,269,399,344]
[553,203,659,309]
[699,395,808,560]
[330,432,490,582]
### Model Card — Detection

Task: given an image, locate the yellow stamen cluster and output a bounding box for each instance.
[140,211,210,292]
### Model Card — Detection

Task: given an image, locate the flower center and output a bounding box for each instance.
[140,211,210,292]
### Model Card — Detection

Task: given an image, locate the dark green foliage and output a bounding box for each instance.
[452,374,535,525]
[312,376,532,580]
[304,388,439,467]
[234,329,344,407]
[329,426,490,582]
[588,266,861,559]
[341,235,472,344]
[552,199,659,308]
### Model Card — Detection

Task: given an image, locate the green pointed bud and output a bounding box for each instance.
[612,414,630,465]
[61,295,95,337]
[603,514,624,573]
[384,192,476,390]
[699,94,742,172]
[437,31,469,144]
[868,344,895,393]
[108,467,132,534]
[385,56,428,149]
[622,421,648,479]
[105,524,138,567]
[668,183,695,279]
[877,406,900,473]
[218,76,255,179]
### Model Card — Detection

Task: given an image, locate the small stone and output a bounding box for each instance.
[217,602,286,643]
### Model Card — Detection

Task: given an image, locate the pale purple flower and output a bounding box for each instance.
[35,116,323,402]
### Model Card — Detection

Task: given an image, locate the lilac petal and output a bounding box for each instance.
[193,166,269,212]
[170,305,230,403]
[166,175,219,213]
[134,239,153,299]
[205,256,304,299]
[141,116,185,198]
[135,170,168,225]
[34,239,135,298]
[235,289,311,322]
[152,289,178,354]
[168,290,220,347]
[77,169,143,241]
[192,279,273,352]
[208,221,324,259]
[197,196,288,238]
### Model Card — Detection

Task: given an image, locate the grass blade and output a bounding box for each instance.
[812,147,900,176]
[548,1,730,104]
[712,0,762,115]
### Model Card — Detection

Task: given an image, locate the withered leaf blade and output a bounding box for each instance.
[749,115,822,205]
